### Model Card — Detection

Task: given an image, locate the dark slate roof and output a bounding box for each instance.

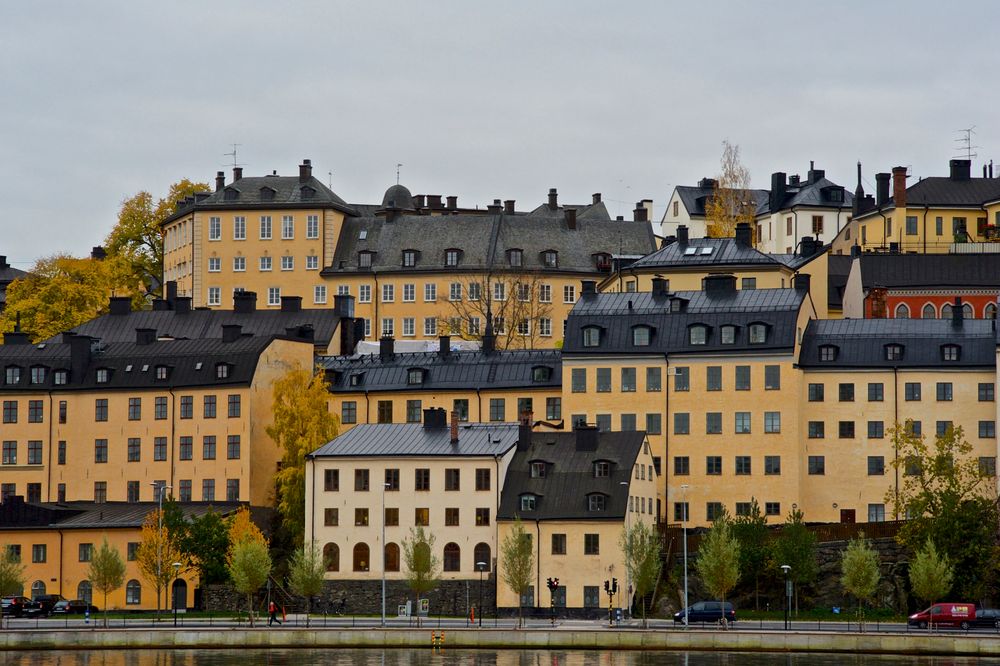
[319,349,561,393]
[827,254,853,310]
[675,186,771,218]
[163,174,357,224]
[527,200,611,220]
[497,429,645,521]
[322,212,655,276]
[775,177,853,211]
[309,422,520,458]
[0,334,287,391]
[855,254,1000,289]
[857,175,1000,220]
[563,288,806,355]
[56,304,340,348]
[0,500,242,530]
[798,319,996,369]
[631,237,816,271]
[0,261,26,285]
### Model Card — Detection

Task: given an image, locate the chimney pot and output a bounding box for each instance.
[592,193,602,204]
[548,188,558,210]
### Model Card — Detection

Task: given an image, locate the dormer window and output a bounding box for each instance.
[155,366,169,380]
[594,253,612,271]
[720,325,737,345]
[349,373,364,387]
[407,368,425,385]
[508,249,523,268]
[5,366,20,385]
[582,326,602,347]
[689,325,708,345]
[593,461,610,478]
[358,251,374,269]
[942,344,961,362]
[587,494,607,512]
[541,250,558,268]
[530,461,547,478]
[748,323,768,345]
[819,345,839,362]
[885,344,904,361]
[445,249,462,267]
[215,363,230,379]
[520,494,537,511]
[402,250,418,267]
[29,366,46,384]
[632,326,652,347]
[260,187,276,201]
[532,366,552,382]
[53,370,68,386]
[223,188,240,201]
[300,186,315,200]
[96,368,110,384]
[670,297,688,313]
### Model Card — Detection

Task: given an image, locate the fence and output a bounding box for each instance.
[659,520,904,555]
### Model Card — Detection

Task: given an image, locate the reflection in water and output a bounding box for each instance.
[1,650,998,666]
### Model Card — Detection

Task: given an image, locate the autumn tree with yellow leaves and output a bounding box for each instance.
[267,365,339,545]
[226,507,271,626]
[704,141,756,239]
[135,508,185,617]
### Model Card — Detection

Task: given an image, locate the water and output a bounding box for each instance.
[0,650,994,666]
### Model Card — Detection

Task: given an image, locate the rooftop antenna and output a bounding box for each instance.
[328,171,333,189]
[396,163,403,185]
[954,127,978,161]
[223,143,245,169]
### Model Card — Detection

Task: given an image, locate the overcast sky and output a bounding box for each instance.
[3,1,998,268]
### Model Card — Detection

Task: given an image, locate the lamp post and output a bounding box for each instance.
[381,481,390,627]
[780,564,792,631]
[619,480,631,620]
[680,484,689,630]
[172,562,181,627]
[476,561,486,627]
[150,482,172,622]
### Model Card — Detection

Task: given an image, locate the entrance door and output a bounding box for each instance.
[172,579,187,610]
[840,509,856,524]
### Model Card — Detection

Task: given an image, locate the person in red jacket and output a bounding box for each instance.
[268,600,282,626]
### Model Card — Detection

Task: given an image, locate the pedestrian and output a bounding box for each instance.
[268,600,282,626]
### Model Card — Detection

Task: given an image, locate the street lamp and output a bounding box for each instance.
[150,482,172,621]
[172,562,181,627]
[381,481,390,627]
[780,564,792,631]
[680,484,689,630]
[476,561,487,627]
[619,480,630,620]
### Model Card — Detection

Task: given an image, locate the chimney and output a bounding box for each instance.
[565,208,577,230]
[892,167,907,208]
[293,324,314,342]
[340,317,365,355]
[299,159,312,183]
[379,336,394,361]
[799,236,819,258]
[793,273,811,293]
[850,244,862,258]
[735,222,752,247]
[280,296,302,312]
[676,225,689,245]
[222,324,242,343]
[575,424,599,451]
[166,281,178,305]
[413,194,426,209]
[233,290,257,314]
[504,199,515,214]
[580,280,597,297]
[450,410,460,444]
[108,297,132,316]
[135,328,156,345]
[427,195,443,209]
[174,297,191,314]
[438,335,451,357]
[482,325,495,355]
[875,173,890,206]
[422,407,447,429]
[233,166,243,181]
[3,331,30,345]
[952,297,964,326]
[853,161,865,217]
[0,256,6,269]
[487,199,502,213]
[950,159,971,181]
[592,193,602,204]
[547,188,558,210]
[446,195,458,210]
[91,246,107,261]
[68,334,91,382]
[703,274,737,296]
[991,161,995,179]
[807,162,825,184]
[789,174,800,186]
[633,202,648,222]
[150,299,168,311]
[215,171,225,191]
[651,277,669,298]
[333,293,355,318]
[519,409,533,448]
[769,172,786,212]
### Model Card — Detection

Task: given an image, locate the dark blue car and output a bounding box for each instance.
[673,601,736,625]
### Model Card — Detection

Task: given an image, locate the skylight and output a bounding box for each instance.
[683,248,697,256]
[700,247,713,255]
[359,230,368,240]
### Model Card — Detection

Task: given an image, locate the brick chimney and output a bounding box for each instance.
[450,410,460,444]
[892,167,907,208]
[233,166,243,181]
[299,159,312,183]
[215,171,225,191]
[548,188,558,210]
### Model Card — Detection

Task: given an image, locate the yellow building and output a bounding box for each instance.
[495,426,657,615]
[0,498,238,611]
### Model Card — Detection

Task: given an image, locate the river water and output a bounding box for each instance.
[0,650,994,666]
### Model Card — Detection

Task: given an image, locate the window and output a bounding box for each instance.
[27,400,43,423]
[529,461,547,479]
[868,504,886,523]
[582,326,601,347]
[632,326,651,346]
[305,214,319,239]
[94,398,108,421]
[400,317,414,337]
[868,456,885,475]
[936,382,953,401]
[381,318,394,337]
[259,215,272,239]
[907,420,922,436]
[494,282,506,302]
[735,366,750,390]
[764,456,781,476]
[868,421,885,438]
[414,468,430,491]
[324,469,340,492]
[423,318,437,336]
[382,283,395,303]
[226,479,240,501]
[936,421,953,437]
[475,508,490,526]
[735,456,751,475]
[894,303,910,319]
[1,441,15,465]
[735,412,751,434]
[563,285,576,303]
[95,481,108,502]
[385,468,400,491]
[885,344,904,361]
[706,366,722,391]
[79,543,93,563]
[673,456,690,476]
[226,394,241,418]
[5,366,20,385]
[808,456,825,475]
[467,282,481,301]
[383,508,399,527]
[508,249,523,267]
[720,325,736,345]
[704,502,724,521]
[706,456,722,475]
[689,325,708,345]
[839,421,855,438]
[359,285,371,303]
[474,468,491,492]
[28,367,44,385]
[208,257,221,273]
[231,256,246,273]
[570,368,587,393]
[200,435,216,460]
[445,508,460,527]
[520,495,537,511]
[979,383,995,402]
[584,534,600,555]
[177,436,193,461]
[266,286,281,306]
[705,412,722,434]
[453,399,469,422]
[546,397,561,420]
[839,383,854,402]
[868,383,884,402]
[202,395,217,419]
[921,303,936,319]
[587,494,608,512]
[94,438,108,463]
[355,469,370,491]
[444,468,460,491]
[979,457,997,477]
[57,441,66,465]
[619,367,637,392]
[259,256,272,272]
[764,412,781,433]
[377,400,392,424]
[489,398,505,421]
[805,383,824,402]
[905,382,921,401]
[763,365,781,390]
[808,421,824,438]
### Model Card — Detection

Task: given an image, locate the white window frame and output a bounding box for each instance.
[449,282,462,301]
[494,282,506,302]
[259,256,272,272]
[424,317,437,336]
[539,284,552,303]
[563,285,576,303]
[402,317,415,337]
[259,216,272,240]
[381,318,394,337]
[306,255,319,270]
[207,287,221,306]
[281,215,294,239]
[267,287,281,306]
[306,215,319,239]
[233,216,246,240]
[281,256,294,271]
[539,318,552,337]
[382,284,395,302]
[314,285,327,304]
[208,217,221,241]
[403,284,415,302]
[233,256,246,272]
[424,283,437,302]
[207,257,221,272]
[359,285,372,303]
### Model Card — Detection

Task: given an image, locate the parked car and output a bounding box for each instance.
[1,596,32,617]
[673,601,737,625]
[971,608,1000,629]
[908,603,976,629]
[51,599,99,615]
[26,594,66,617]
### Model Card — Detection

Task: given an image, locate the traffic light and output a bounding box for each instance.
[603,580,610,594]
[612,578,618,595]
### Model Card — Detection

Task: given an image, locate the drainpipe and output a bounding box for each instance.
[893,367,899,520]
[922,206,930,254]
[476,388,483,423]
[58,530,64,597]
[878,208,889,251]
[169,388,177,490]
[363,390,370,424]
[372,271,380,338]
[46,391,53,501]
[791,206,799,250]
[535,519,541,611]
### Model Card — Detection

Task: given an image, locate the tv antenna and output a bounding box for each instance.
[954,127,978,161]
[328,171,333,189]
[396,163,403,185]
[224,144,245,168]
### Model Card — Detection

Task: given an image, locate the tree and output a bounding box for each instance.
[439,272,554,350]
[88,538,126,627]
[106,179,209,297]
[226,507,271,627]
[0,253,142,342]
[620,520,662,628]
[886,423,999,599]
[500,518,534,628]
[704,140,755,239]
[267,364,340,546]
[162,501,230,585]
[695,511,740,626]
[909,540,954,610]
[772,508,818,614]
[840,535,881,629]
[287,542,327,627]
[402,526,440,628]
[731,498,771,610]
[135,509,185,618]
[0,545,24,629]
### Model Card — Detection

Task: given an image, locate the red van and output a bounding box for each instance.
[908,603,976,629]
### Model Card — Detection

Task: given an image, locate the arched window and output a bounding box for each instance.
[77,580,93,604]
[963,303,974,319]
[353,543,370,572]
[324,543,340,572]
[473,543,491,571]
[384,543,400,572]
[894,303,910,319]
[126,580,141,605]
[921,303,937,319]
[986,303,998,320]
[941,303,953,319]
[443,543,461,572]
[31,580,45,599]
